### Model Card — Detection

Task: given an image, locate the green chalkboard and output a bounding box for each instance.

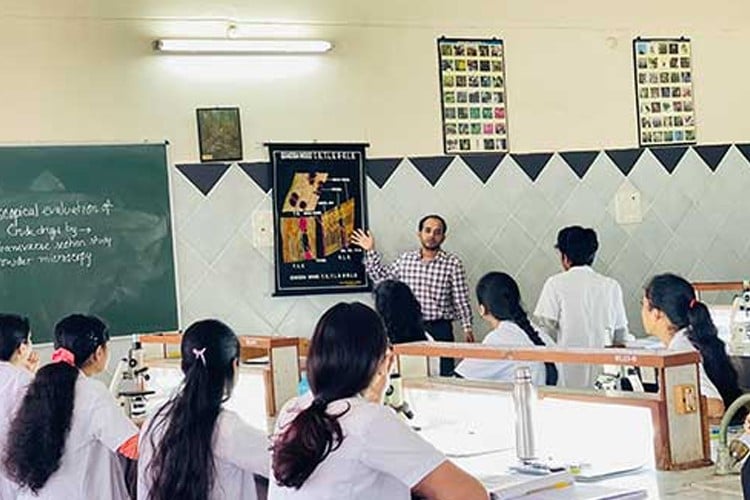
[0,144,178,343]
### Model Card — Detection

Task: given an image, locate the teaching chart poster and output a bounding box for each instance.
[633,38,696,147]
[438,37,509,154]
[269,143,369,296]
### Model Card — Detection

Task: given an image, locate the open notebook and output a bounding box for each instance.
[481,470,647,499]
[521,483,648,499]
[572,462,644,483]
[481,471,574,499]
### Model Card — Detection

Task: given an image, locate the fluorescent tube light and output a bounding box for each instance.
[154,39,333,54]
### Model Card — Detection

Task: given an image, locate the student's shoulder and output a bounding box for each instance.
[77,375,116,403]
[78,374,109,393]
[218,408,243,427]
[220,408,260,430]
[274,394,310,431]
[331,398,393,435]
[278,394,384,426]
[364,399,409,428]
[541,271,566,288]
[218,409,267,441]
[485,323,531,346]
[592,270,623,289]
[0,362,32,385]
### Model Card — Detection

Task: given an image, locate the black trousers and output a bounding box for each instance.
[424,319,455,376]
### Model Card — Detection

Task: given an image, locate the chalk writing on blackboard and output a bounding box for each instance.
[0,199,116,269]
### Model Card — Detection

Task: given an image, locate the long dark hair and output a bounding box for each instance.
[0,313,30,361]
[3,314,109,494]
[645,273,742,409]
[477,272,558,385]
[145,319,240,500]
[272,302,389,489]
[374,280,428,344]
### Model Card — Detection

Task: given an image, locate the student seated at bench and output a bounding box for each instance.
[139,319,269,500]
[455,272,557,386]
[269,302,488,500]
[4,315,138,500]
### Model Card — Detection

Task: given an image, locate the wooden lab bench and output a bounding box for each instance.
[394,342,709,471]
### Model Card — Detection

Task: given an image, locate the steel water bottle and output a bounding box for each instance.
[513,366,536,461]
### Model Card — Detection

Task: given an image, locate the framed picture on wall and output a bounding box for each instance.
[196,107,243,162]
[633,37,696,147]
[269,143,370,296]
[438,37,509,154]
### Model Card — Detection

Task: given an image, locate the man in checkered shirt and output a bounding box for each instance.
[352,214,474,376]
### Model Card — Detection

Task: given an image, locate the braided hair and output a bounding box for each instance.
[477,272,558,385]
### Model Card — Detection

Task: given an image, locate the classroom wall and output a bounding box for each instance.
[175,146,750,340]
[3,0,750,341]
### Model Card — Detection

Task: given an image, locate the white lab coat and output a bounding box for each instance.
[534,266,628,388]
[17,375,137,500]
[667,329,721,400]
[139,407,269,500]
[0,362,32,499]
[268,393,446,500]
[455,322,547,385]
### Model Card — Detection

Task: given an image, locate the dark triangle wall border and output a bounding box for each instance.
[510,153,552,181]
[605,148,644,176]
[409,156,454,186]
[736,144,750,164]
[650,146,688,174]
[175,163,230,196]
[179,142,747,197]
[460,154,505,183]
[366,158,402,188]
[238,162,272,193]
[559,151,599,179]
[693,144,731,172]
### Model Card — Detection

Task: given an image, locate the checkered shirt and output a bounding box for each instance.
[364,249,473,330]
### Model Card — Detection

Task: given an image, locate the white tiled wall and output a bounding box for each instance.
[174,145,750,340]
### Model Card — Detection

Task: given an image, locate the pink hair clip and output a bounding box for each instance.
[51,347,75,366]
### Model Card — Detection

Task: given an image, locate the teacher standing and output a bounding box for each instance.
[352,214,473,376]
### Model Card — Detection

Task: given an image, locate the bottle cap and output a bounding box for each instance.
[515,365,532,382]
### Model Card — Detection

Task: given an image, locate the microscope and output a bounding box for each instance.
[593,328,645,392]
[109,335,155,420]
[729,282,750,355]
[594,366,645,392]
[384,373,414,420]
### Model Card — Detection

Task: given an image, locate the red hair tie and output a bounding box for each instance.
[689,298,698,309]
[51,347,75,366]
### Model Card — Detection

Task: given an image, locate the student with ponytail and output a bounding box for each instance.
[642,273,743,419]
[269,302,487,500]
[0,314,38,499]
[139,319,268,500]
[3,314,138,500]
[455,272,558,385]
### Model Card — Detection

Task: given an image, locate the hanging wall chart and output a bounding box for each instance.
[269,143,370,296]
[438,37,509,154]
[633,37,696,147]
